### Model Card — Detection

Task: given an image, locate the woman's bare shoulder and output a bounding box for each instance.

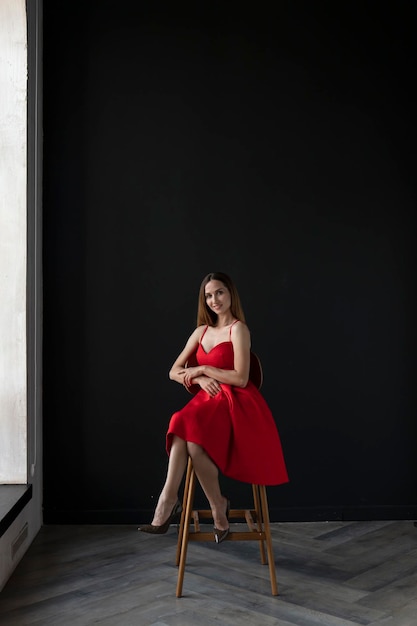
[188,324,207,343]
[233,320,251,337]
[230,320,250,346]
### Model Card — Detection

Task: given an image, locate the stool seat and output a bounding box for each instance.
[175,457,279,597]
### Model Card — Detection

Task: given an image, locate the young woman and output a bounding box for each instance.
[139,271,289,543]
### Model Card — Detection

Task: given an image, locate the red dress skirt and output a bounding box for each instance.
[166,341,289,486]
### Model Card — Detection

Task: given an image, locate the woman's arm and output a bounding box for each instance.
[168,326,204,385]
[183,322,251,389]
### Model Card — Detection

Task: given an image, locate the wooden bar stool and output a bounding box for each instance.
[175,352,278,597]
[175,457,278,597]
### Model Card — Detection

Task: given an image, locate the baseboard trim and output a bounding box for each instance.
[43,503,417,525]
[268,505,417,522]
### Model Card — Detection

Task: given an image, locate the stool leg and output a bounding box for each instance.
[176,463,196,597]
[259,485,278,596]
[252,484,267,565]
[176,457,193,566]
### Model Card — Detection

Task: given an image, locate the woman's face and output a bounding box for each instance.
[204,280,231,316]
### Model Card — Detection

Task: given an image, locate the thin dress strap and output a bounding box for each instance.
[229,319,239,340]
[200,325,209,344]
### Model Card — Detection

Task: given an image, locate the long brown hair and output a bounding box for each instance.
[196,272,246,326]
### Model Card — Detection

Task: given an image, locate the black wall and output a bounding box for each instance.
[43,1,416,523]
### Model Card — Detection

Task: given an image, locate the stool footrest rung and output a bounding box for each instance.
[186,530,267,541]
[187,508,258,521]
[185,508,268,540]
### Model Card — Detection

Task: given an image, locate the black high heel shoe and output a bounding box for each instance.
[138,499,182,535]
[213,496,230,544]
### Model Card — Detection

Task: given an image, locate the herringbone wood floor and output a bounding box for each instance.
[0,520,416,625]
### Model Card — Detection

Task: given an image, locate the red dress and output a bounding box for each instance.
[166,326,289,486]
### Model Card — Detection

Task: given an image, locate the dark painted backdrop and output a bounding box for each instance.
[43,1,416,523]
